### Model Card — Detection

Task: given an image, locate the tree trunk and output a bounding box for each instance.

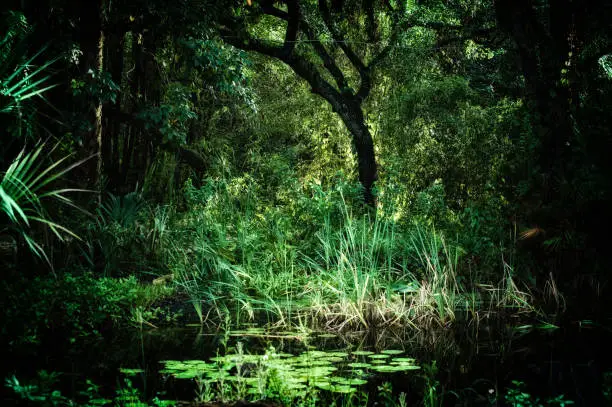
[336,100,378,205]
[94,25,105,201]
[78,0,104,194]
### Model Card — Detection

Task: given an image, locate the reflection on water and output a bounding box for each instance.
[3,318,612,406]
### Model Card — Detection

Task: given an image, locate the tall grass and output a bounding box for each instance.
[303,196,404,330]
[406,224,462,323]
[163,175,535,330]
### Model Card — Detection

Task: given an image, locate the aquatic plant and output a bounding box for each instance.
[159,344,421,405]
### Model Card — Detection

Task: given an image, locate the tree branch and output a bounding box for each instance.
[282,1,300,56]
[260,1,289,20]
[219,23,344,111]
[301,21,349,91]
[219,25,287,60]
[319,0,367,72]
[364,0,378,42]
[319,0,371,99]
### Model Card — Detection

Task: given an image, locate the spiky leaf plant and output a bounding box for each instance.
[0,143,91,267]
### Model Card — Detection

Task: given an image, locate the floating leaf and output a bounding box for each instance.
[348,362,372,368]
[173,371,200,379]
[304,351,334,358]
[326,352,349,358]
[296,360,332,367]
[352,350,375,356]
[381,350,404,355]
[320,384,356,394]
[205,370,231,380]
[391,358,416,364]
[332,377,368,386]
[368,354,391,359]
[298,366,337,378]
[372,365,421,373]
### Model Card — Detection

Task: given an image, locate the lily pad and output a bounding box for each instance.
[303,350,334,358]
[295,360,332,367]
[173,371,201,379]
[297,366,337,378]
[391,358,416,364]
[371,364,421,373]
[381,349,404,355]
[315,382,357,393]
[368,354,391,359]
[326,351,349,358]
[352,350,375,356]
[327,384,357,394]
[331,377,368,386]
[205,370,231,380]
[348,362,372,368]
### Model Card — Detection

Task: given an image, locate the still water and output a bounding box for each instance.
[3,317,612,406]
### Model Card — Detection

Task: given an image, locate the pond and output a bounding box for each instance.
[3,317,612,406]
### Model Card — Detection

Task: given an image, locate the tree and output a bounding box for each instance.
[215,0,413,204]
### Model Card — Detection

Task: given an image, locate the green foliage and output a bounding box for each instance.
[0,46,58,116]
[599,54,612,79]
[0,271,173,347]
[5,371,84,406]
[160,344,419,405]
[0,12,30,66]
[165,166,530,329]
[0,12,60,159]
[87,191,171,277]
[0,144,89,266]
[98,191,145,228]
[137,84,197,145]
[421,361,443,407]
[178,38,253,102]
[5,373,174,407]
[71,69,120,104]
[501,380,574,407]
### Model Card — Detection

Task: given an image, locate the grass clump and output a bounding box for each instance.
[162,171,535,331]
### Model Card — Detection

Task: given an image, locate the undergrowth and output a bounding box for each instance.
[162,171,535,331]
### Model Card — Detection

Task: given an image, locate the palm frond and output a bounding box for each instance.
[0,143,93,265]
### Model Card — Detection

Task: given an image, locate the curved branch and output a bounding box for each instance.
[220,25,287,60]
[219,24,344,110]
[260,1,289,20]
[301,21,349,91]
[318,0,371,99]
[319,0,367,72]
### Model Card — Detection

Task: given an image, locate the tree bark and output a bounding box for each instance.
[332,98,377,205]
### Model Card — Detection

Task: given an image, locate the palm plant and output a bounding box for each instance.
[0,143,91,267]
[0,12,58,147]
[0,46,58,115]
[0,12,90,269]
